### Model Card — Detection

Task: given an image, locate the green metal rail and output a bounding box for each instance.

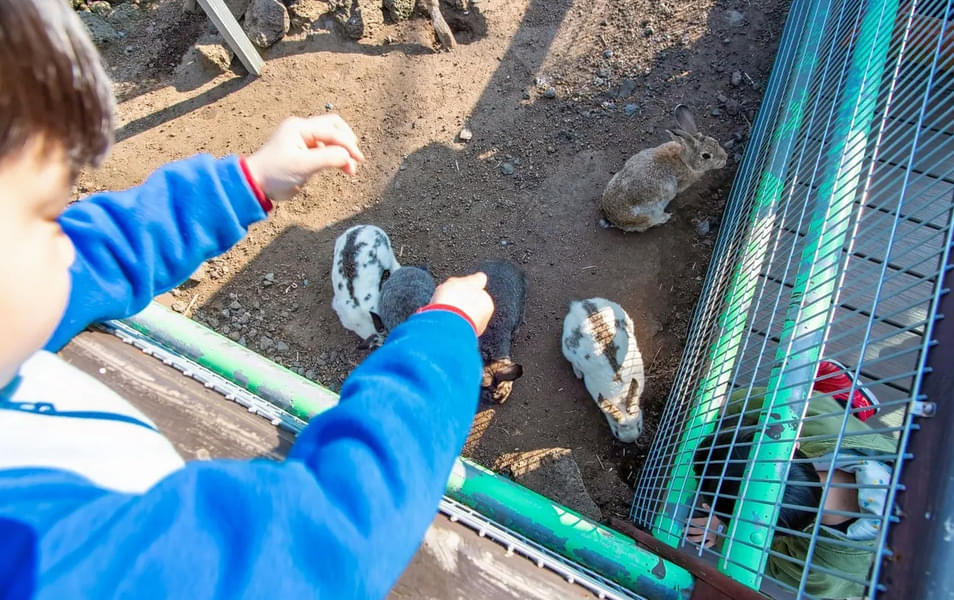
[722,0,900,585]
[121,302,694,600]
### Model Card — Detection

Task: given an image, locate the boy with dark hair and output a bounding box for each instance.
[688,370,896,599]
[0,1,493,598]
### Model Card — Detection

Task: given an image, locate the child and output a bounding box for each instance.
[687,362,894,599]
[0,1,493,598]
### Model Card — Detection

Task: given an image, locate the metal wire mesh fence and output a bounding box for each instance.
[630,0,954,597]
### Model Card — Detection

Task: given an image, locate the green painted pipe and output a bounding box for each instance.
[447,458,694,599]
[651,0,832,548]
[120,302,694,598]
[722,0,900,586]
[124,302,338,420]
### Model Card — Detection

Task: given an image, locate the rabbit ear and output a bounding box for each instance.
[669,128,700,151]
[673,104,697,134]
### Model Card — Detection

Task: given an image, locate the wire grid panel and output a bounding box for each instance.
[631,0,954,597]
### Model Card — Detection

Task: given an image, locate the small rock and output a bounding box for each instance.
[711,107,722,117]
[696,219,711,236]
[725,99,740,116]
[106,2,140,28]
[229,330,242,341]
[264,272,275,281]
[543,87,557,99]
[726,9,745,27]
[78,12,120,45]
[731,70,743,87]
[171,301,188,313]
[458,127,473,142]
[643,26,654,36]
[238,336,247,346]
[624,103,640,116]
[305,369,316,379]
[383,0,415,21]
[616,78,638,99]
[258,336,274,351]
[230,300,242,310]
[244,0,289,48]
[500,162,515,176]
[325,102,334,111]
[546,145,556,153]
[287,0,326,28]
[716,92,728,104]
[602,49,613,58]
[275,341,290,353]
[522,90,531,100]
[601,101,616,110]
[89,1,112,18]
[597,67,610,78]
[220,308,231,319]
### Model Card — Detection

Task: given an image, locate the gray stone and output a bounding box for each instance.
[602,49,613,58]
[500,449,603,522]
[711,107,722,117]
[616,78,637,99]
[275,341,290,353]
[78,12,120,45]
[623,103,639,116]
[696,219,711,236]
[726,9,745,27]
[305,369,316,379]
[597,67,610,78]
[500,162,515,176]
[731,70,743,87]
[458,127,473,142]
[230,300,242,310]
[543,87,557,99]
[229,330,242,341]
[383,0,416,21]
[244,0,289,48]
[258,335,274,351]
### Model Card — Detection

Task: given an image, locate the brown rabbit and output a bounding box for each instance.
[601,105,727,232]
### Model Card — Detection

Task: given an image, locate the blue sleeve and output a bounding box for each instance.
[44,154,267,351]
[2,310,481,599]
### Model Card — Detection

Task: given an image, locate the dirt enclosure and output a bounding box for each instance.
[79,0,790,520]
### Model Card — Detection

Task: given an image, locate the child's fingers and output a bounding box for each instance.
[301,145,358,175]
[299,115,365,162]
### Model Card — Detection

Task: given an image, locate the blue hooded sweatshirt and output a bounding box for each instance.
[0,155,481,599]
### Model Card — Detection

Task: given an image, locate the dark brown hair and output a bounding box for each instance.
[0,0,115,171]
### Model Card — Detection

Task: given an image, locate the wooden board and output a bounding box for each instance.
[59,330,605,600]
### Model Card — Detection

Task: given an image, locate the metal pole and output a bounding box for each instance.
[649,0,833,547]
[722,0,900,585]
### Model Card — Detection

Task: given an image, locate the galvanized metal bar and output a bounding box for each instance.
[721,0,901,585]
[123,302,338,420]
[648,0,836,547]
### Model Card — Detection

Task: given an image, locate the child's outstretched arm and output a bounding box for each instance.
[44,115,364,351]
[3,276,493,598]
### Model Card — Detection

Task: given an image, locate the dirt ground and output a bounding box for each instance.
[79,0,790,520]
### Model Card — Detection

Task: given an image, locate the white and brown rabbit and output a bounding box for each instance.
[331,225,401,343]
[601,105,727,232]
[561,298,645,443]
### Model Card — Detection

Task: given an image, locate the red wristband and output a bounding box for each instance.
[416,304,478,336]
[239,156,273,213]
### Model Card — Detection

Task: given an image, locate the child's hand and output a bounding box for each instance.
[430,273,495,336]
[686,504,723,549]
[245,115,366,201]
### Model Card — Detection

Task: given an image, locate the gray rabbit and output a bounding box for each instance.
[601,105,727,232]
[477,259,527,404]
[368,266,436,347]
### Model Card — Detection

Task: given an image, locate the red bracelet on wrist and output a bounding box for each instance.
[239,156,273,213]
[416,304,478,335]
